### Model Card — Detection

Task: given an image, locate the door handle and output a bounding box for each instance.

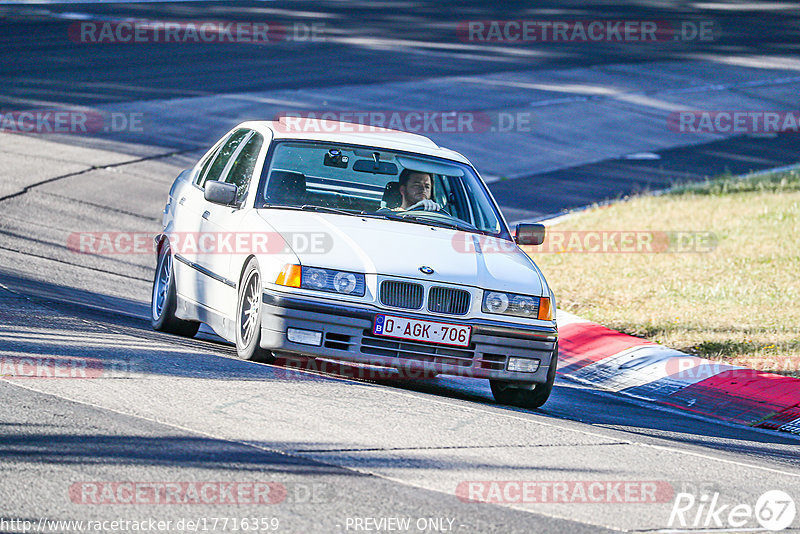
[202,210,211,220]
[179,197,186,205]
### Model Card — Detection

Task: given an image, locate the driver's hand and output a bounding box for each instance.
[409,199,442,211]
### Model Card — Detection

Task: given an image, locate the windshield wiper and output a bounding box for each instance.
[264,204,359,217]
[299,205,361,216]
[368,210,485,234]
[266,204,489,234]
[398,212,480,232]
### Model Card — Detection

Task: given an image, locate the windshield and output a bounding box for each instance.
[255,140,509,238]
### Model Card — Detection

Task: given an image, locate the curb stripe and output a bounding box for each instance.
[557,322,653,374]
[557,319,800,436]
[665,370,800,426]
[758,407,800,433]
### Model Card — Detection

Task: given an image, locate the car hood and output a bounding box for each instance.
[256,210,546,295]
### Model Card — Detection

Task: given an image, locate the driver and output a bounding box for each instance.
[398,169,441,211]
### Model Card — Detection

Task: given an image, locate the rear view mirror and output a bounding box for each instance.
[352,159,398,175]
[204,181,238,206]
[515,223,546,245]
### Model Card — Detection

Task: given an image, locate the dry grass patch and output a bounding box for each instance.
[528,170,800,377]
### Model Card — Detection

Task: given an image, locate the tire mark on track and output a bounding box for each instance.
[0,243,150,282]
[37,190,160,222]
[0,227,150,270]
[0,148,191,204]
[0,149,193,283]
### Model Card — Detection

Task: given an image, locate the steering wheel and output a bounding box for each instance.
[406,198,451,212]
[405,203,429,212]
[405,207,453,219]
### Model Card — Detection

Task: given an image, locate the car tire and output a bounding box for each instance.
[490,344,558,409]
[151,241,200,337]
[235,259,276,363]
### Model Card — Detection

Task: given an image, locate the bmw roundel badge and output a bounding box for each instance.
[419,266,434,275]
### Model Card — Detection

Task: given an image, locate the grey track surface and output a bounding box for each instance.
[1,1,799,533]
[0,0,797,106]
[3,0,800,219]
[1,272,799,533]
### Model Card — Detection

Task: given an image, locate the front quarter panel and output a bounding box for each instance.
[232,210,301,292]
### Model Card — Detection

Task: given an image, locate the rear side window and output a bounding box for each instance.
[201,129,249,187]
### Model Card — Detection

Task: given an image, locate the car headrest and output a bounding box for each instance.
[266,170,306,204]
[381,181,402,209]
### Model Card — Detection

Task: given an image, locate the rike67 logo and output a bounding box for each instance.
[669,490,796,531]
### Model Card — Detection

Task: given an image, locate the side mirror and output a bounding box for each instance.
[515,223,546,246]
[204,181,238,206]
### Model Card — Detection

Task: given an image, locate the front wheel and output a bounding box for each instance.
[235,259,275,363]
[490,346,558,409]
[151,241,200,337]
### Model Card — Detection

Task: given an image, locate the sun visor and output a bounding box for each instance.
[396,156,464,177]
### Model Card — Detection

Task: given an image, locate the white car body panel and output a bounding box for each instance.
[255,210,545,294]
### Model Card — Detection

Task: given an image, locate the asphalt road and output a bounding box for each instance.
[1,270,799,533]
[1,1,799,533]
[3,0,800,218]
[0,0,796,107]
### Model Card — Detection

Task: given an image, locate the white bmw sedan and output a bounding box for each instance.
[152,119,558,408]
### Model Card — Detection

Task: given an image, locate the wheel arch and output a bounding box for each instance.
[155,233,169,259]
[238,254,259,288]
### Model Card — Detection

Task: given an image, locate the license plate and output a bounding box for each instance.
[373,315,471,347]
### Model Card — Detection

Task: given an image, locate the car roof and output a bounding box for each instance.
[238,119,470,164]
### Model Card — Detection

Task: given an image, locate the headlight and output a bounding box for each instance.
[483,292,509,313]
[511,294,538,315]
[333,271,358,294]
[482,291,552,320]
[304,268,328,290]
[301,266,365,296]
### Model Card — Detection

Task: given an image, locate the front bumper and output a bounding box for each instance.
[260,290,558,383]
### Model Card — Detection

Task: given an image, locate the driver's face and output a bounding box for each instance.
[400,173,432,206]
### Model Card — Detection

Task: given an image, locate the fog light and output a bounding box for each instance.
[287,328,322,346]
[507,357,540,373]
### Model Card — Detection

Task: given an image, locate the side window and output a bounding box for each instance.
[201,129,249,187]
[437,175,464,221]
[224,132,264,203]
[432,174,446,207]
[462,177,500,233]
[195,145,220,186]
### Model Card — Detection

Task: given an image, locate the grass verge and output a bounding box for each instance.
[526,169,800,377]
